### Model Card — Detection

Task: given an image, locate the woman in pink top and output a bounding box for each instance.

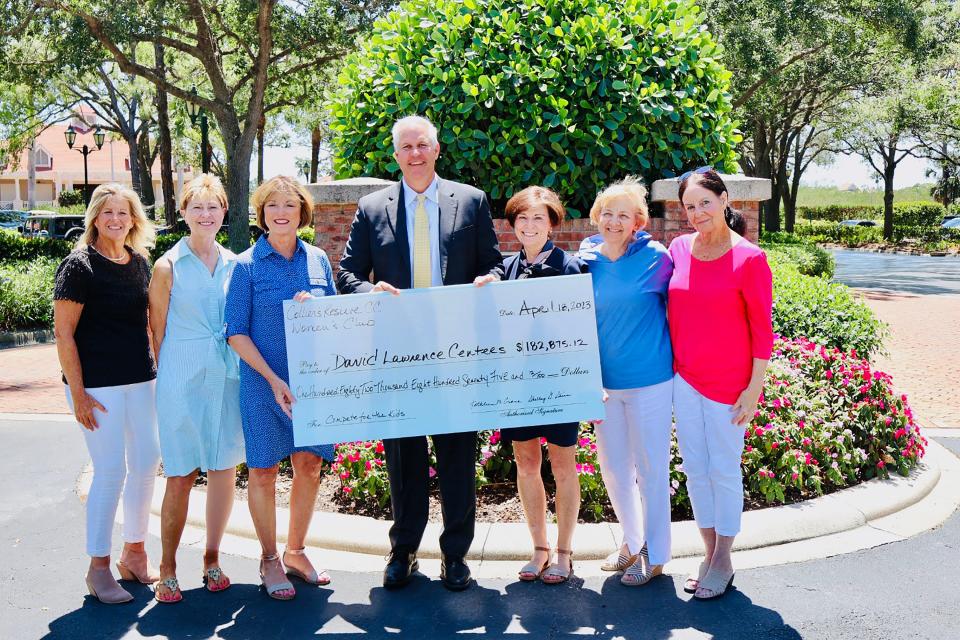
[668,168,773,600]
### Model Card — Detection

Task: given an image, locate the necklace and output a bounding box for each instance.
[91,243,127,263]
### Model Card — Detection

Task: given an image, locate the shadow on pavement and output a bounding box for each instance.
[41,571,801,639]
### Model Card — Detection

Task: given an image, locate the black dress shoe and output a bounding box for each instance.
[440,555,472,591]
[383,550,418,589]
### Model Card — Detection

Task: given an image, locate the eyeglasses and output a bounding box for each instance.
[677,165,713,182]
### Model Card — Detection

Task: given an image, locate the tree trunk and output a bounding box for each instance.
[220,116,256,252]
[310,126,321,183]
[125,134,143,200]
[155,42,177,226]
[883,168,895,241]
[257,114,265,185]
[137,134,156,209]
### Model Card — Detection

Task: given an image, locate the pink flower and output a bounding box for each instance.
[825,370,833,380]
[489,431,501,445]
[877,460,885,469]
[754,427,765,437]
[365,460,372,471]
[375,441,385,454]
[791,472,799,481]
[429,467,437,478]
[771,442,779,450]
[343,486,353,494]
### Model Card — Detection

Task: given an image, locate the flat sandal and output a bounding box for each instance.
[541,549,573,585]
[260,554,296,600]
[518,546,551,581]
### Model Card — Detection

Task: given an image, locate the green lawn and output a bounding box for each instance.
[796,184,935,207]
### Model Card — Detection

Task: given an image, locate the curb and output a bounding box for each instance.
[0,329,55,350]
[74,438,960,564]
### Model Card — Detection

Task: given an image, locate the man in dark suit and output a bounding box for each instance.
[337,115,503,591]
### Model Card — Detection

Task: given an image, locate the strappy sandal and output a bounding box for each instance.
[283,547,331,586]
[260,554,296,600]
[620,545,663,587]
[154,577,183,604]
[601,543,638,572]
[518,546,551,581]
[202,566,231,593]
[694,568,735,600]
[683,560,710,594]
[541,549,574,585]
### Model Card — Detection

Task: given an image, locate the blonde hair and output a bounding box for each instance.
[251,176,314,232]
[179,173,228,212]
[589,176,650,230]
[75,183,155,258]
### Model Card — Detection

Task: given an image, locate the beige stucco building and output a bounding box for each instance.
[1,113,192,210]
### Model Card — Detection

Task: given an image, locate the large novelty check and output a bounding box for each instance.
[283,274,605,445]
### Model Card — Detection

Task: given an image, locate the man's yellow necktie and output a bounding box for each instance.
[413,194,432,288]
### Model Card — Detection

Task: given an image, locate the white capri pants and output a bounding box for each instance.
[673,373,745,537]
[66,381,160,557]
[595,379,673,566]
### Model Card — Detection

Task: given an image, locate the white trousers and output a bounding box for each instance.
[673,374,745,537]
[595,379,673,565]
[66,381,160,557]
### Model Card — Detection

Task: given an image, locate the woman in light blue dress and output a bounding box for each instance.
[148,174,245,603]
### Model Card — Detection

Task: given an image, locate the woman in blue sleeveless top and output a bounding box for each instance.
[149,174,244,603]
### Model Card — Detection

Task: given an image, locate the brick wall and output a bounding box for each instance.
[315,197,761,264]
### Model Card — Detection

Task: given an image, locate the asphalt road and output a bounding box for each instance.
[831,249,960,295]
[2,418,958,639]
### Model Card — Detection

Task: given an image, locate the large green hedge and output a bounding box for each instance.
[798,201,945,226]
[330,0,741,216]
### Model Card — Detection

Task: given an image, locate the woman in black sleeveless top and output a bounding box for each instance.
[499,187,587,585]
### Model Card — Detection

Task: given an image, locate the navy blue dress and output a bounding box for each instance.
[224,236,336,468]
[499,241,588,448]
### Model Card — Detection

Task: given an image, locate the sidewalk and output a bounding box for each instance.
[859,291,960,428]
[0,343,66,414]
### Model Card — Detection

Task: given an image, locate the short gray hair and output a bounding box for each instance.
[392,115,439,149]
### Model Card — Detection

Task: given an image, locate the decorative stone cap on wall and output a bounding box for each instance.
[307,178,393,205]
[650,174,772,202]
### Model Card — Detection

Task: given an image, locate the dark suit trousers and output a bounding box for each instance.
[384,431,477,558]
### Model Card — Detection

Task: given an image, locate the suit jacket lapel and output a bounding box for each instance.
[438,178,459,283]
[387,182,411,287]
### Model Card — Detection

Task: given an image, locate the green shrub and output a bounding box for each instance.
[794,223,885,246]
[0,228,72,261]
[762,239,835,278]
[330,0,740,217]
[798,205,881,223]
[0,258,58,331]
[771,261,886,360]
[57,190,85,207]
[894,201,944,227]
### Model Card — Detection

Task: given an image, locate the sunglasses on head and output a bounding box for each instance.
[678,165,713,182]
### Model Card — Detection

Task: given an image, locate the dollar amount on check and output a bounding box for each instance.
[283,274,605,445]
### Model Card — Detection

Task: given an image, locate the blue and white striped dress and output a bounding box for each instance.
[156,238,245,476]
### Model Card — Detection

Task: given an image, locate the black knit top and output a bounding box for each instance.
[53,247,156,389]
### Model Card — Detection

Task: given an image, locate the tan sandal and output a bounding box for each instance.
[260,554,296,600]
[541,549,573,585]
[620,545,662,587]
[683,560,709,594]
[694,568,735,600]
[283,547,331,586]
[601,543,638,572]
[518,546,551,581]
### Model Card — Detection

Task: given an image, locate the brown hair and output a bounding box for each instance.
[250,176,313,231]
[504,186,566,228]
[678,169,745,235]
[589,176,649,230]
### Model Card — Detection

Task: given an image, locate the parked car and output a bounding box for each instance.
[20,213,86,241]
[0,210,29,230]
[942,217,960,230]
[838,219,879,227]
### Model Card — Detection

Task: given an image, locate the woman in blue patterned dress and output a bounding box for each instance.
[225,176,336,600]
[149,174,245,603]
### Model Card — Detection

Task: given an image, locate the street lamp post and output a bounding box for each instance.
[64,125,106,206]
[186,88,211,174]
